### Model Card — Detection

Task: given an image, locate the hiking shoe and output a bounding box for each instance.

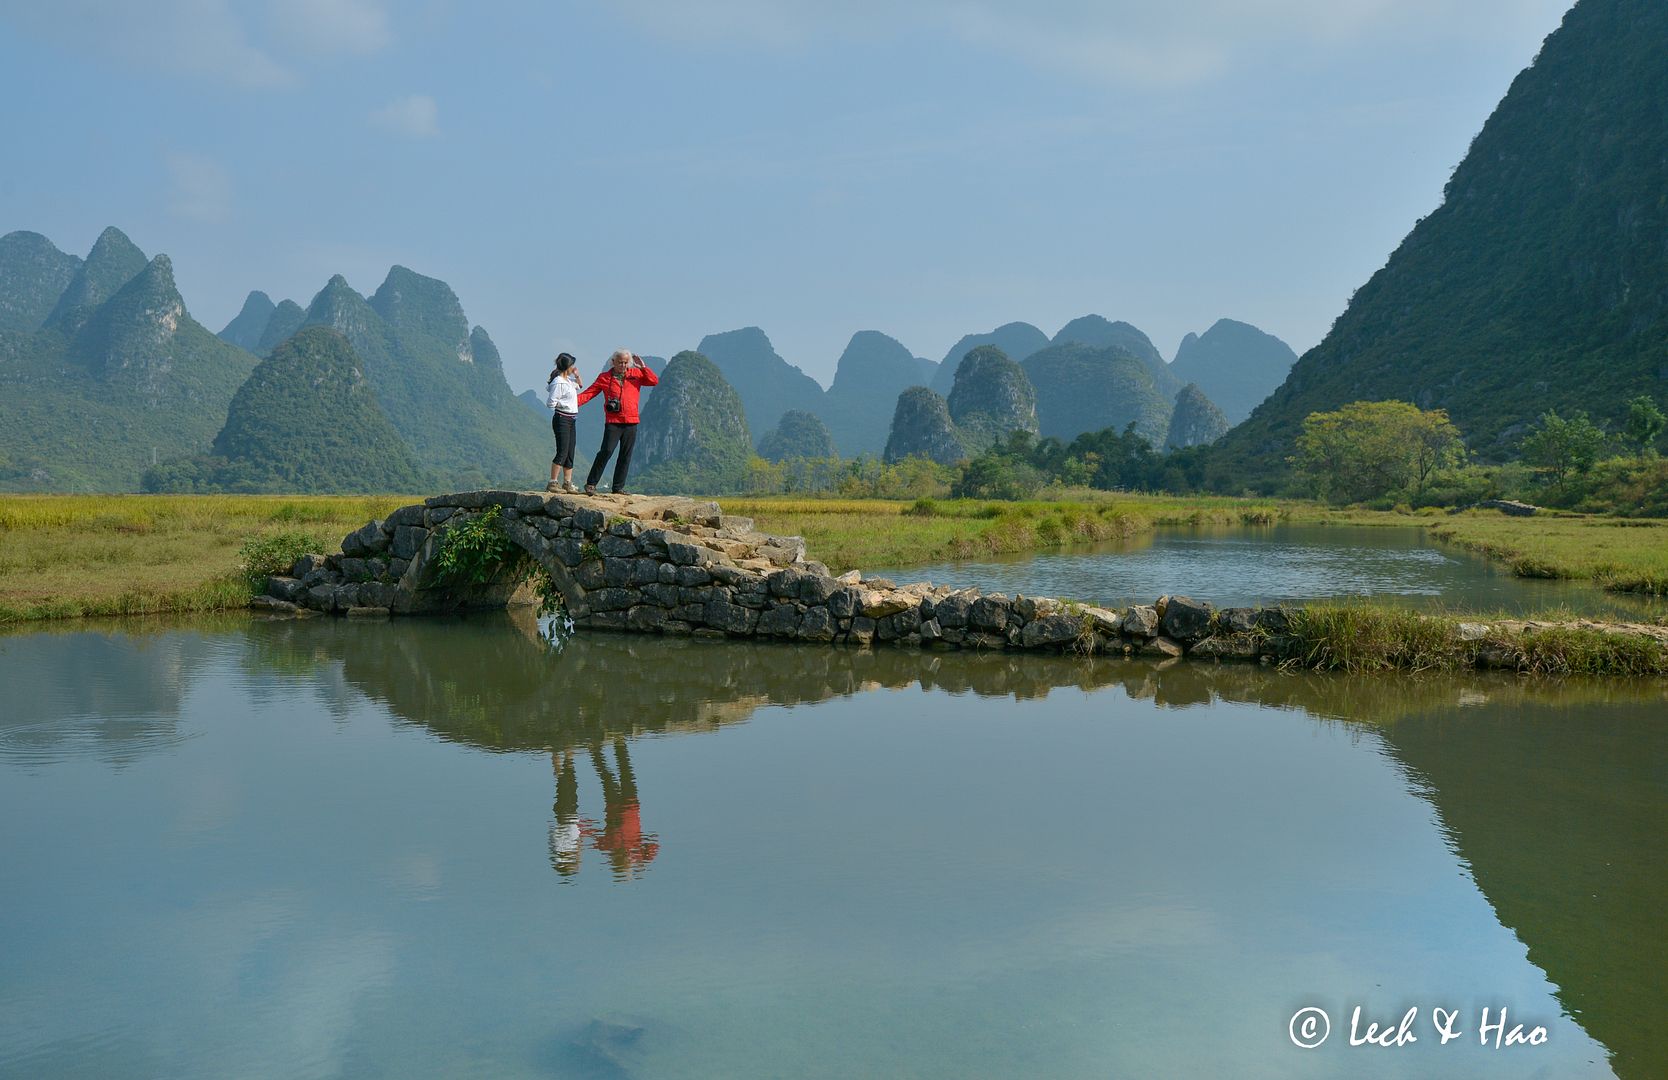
[613,488,630,496]
[562,480,578,493]
[544,481,561,493]
[583,484,597,496]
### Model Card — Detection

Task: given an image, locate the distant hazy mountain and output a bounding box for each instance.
[884,386,965,466]
[945,345,1038,454]
[218,290,276,352]
[297,266,548,488]
[932,321,1050,396]
[635,350,753,492]
[758,409,837,462]
[1215,0,1668,485]
[1169,319,1297,425]
[1022,342,1172,447]
[254,299,306,355]
[0,233,257,491]
[695,327,825,437]
[0,230,81,332]
[816,330,932,456]
[1165,384,1231,449]
[44,226,149,335]
[146,327,429,493]
[1050,314,1182,398]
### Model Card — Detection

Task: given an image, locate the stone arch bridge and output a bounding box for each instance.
[254,489,1668,666]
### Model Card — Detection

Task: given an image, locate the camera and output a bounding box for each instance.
[606,397,623,412]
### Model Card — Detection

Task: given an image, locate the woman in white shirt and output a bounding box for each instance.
[545,352,582,492]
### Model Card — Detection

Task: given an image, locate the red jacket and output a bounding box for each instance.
[578,362,658,424]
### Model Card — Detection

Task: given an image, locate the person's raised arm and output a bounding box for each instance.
[631,354,659,387]
[576,370,609,406]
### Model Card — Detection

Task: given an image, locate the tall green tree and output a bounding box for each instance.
[1622,395,1666,457]
[1290,401,1464,504]
[1520,410,1608,484]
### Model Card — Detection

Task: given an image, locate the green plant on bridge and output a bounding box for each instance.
[433,505,570,622]
[432,506,518,585]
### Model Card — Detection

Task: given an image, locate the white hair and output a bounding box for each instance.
[610,349,633,363]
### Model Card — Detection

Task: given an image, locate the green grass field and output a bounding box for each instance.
[2,492,1664,624]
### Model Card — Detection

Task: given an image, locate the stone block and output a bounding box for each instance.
[797,606,836,641]
[1139,635,1185,658]
[425,489,521,510]
[626,605,667,631]
[675,565,712,587]
[391,525,427,561]
[1021,613,1085,649]
[610,518,645,538]
[341,520,387,557]
[551,538,583,567]
[426,506,458,527]
[768,568,807,598]
[1160,596,1215,642]
[703,601,756,634]
[848,617,877,645]
[573,557,607,590]
[1124,605,1159,637]
[515,492,550,514]
[573,507,607,535]
[757,603,801,636]
[667,542,720,567]
[799,574,839,604]
[588,587,640,612]
[290,553,326,578]
[385,505,427,529]
[266,575,305,602]
[642,582,682,607]
[934,593,972,629]
[598,535,639,558]
[969,596,1010,632]
[337,557,370,582]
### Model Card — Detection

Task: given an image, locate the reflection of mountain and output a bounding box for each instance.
[0,626,223,766]
[1376,697,1667,1080]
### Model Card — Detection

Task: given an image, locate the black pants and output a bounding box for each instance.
[586,422,637,490]
[551,411,576,469]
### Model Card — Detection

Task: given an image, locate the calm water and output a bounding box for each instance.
[873,524,1664,619]
[2,612,1663,1079]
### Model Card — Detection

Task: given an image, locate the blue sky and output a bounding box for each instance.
[0,0,1571,391]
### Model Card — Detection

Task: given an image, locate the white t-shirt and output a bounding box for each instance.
[545,374,579,414]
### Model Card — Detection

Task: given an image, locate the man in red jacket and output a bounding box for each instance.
[578,349,658,495]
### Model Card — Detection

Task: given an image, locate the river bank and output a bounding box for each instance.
[2,492,1664,624]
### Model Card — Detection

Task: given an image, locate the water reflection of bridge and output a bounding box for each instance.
[239,611,1666,1080]
[8,612,1663,1078]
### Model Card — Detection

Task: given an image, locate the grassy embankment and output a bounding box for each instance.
[0,494,414,623]
[3,492,1665,632]
[726,493,1295,571]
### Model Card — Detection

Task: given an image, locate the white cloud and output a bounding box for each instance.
[165,151,233,223]
[601,0,1571,87]
[266,0,390,56]
[370,94,440,138]
[0,0,296,88]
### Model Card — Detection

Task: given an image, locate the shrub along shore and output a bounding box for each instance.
[1,492,1665,680]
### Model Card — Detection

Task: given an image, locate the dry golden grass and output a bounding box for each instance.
[0,494,416,622]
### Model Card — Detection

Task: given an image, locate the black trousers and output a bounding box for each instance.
[586,422,637,490]
[551,411,577,469]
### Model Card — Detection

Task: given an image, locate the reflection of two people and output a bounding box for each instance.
[549,739,660,880]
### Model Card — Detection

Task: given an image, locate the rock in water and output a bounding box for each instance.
[1165,383,1231,449]
[884,386,966,465]
[946,345,1039,453]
